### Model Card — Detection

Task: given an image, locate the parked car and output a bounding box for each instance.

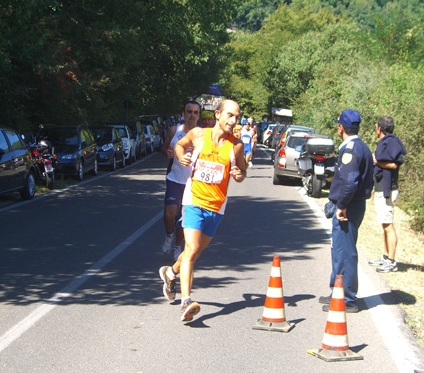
[139,119,162,153]
[260,122,277,146]
[126,121,147,159]
[107,123,136,164]
[276,124,316,150]
[273,131,315,185]
[91,126,125,171]
[38,124,98,181]
[0,127,37,199]
[140,114,166,139]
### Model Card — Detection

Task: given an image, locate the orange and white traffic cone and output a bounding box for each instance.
[252,256,294,332]
[307,274,363,361]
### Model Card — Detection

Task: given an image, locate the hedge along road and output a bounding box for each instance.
[0,146,423,373]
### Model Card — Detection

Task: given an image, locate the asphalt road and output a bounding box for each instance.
[0,145,423,373]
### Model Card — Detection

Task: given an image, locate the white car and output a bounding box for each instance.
[261,123,277,146]
[142,122,162,153]
[107,124,136,164]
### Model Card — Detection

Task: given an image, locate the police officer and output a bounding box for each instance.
[320,109,373,313]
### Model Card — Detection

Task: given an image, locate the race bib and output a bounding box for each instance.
[193,159,225,184]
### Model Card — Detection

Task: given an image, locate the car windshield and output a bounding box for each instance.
[41,127,78,146]
[115,128,128,138]
[288,136,308,149]
[92,128,112,143]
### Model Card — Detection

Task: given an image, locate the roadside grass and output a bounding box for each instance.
[319,189,424,346]
[357,196,424,346]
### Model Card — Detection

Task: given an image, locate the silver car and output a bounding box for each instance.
[273,131,315,185]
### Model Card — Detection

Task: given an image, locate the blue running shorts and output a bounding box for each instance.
[182,205,223,237]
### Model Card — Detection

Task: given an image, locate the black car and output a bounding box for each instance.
[0,127,37,199]
[39,124,98,181]
[91,126,125,171]
[269,124,288,149]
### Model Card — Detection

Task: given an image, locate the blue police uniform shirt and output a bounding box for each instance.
[328,135,374,210]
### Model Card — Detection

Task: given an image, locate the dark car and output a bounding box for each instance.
[126,120,147,159]
[269,123,288,149]
[91,126,125,171]
[0,127,37,199]
[39,124,98,181]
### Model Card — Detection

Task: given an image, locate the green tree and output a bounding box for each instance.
[232,0,280,32]
[222,4,338,117]
[0,0,240,130]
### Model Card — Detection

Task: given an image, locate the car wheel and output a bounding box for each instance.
[111,156,117,171]
[76,161,84,181]
[91,158,98,176]
[20,171,36,200]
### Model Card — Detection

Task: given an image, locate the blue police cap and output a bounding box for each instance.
[334,109,361,128]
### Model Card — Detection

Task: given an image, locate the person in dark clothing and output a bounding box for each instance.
[368,116,407,273]
[319,109,374,313]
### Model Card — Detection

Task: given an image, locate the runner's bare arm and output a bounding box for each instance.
[175,127,205,167]
[231,139,247,182]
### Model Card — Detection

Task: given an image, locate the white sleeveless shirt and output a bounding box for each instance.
[166,124,193,185]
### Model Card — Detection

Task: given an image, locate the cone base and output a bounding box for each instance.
[307,348,363,362]
[252,319,295,333]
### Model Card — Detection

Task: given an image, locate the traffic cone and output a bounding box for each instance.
[307,274,363,361]
[252,256,294,332]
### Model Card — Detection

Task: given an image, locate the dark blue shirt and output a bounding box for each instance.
[374,134,407,198]
[329,136,374,210]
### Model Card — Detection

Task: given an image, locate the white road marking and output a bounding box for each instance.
[0,211,162,353]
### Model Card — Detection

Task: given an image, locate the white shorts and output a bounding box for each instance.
[374,190,399,224]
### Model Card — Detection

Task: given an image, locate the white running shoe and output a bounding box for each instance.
[161,232,175,254]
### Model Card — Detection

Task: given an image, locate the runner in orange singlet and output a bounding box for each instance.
[159,99,246,322]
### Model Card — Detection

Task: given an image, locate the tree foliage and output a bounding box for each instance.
[0,0,239,130]
[232,0,280,32]
[223,0,424,229]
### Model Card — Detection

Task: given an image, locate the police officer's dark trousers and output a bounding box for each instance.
[330,199,366,305]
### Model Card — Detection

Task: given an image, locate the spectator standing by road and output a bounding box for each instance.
[368,116,407,273]
[319,109,373,313]
[160,100,201,260]
[159,99,246,322]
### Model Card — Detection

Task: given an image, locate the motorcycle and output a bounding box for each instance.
[28,137,58,190]
[296,136,337,198]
